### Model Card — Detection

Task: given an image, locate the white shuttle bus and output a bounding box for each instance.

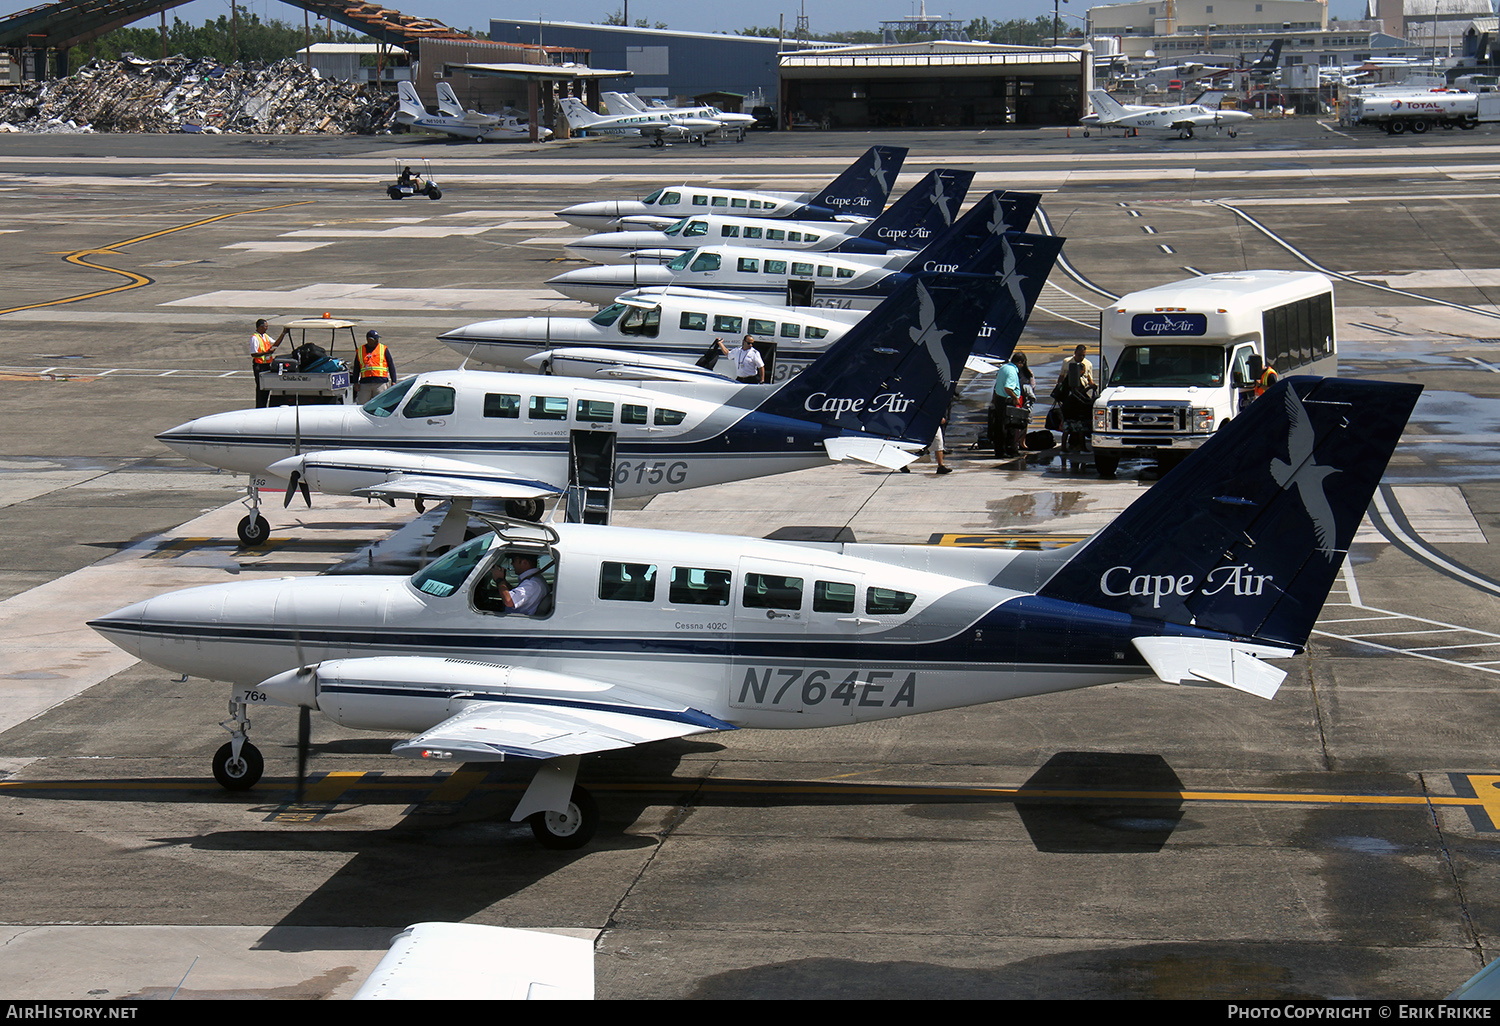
[1090,270,1337,477]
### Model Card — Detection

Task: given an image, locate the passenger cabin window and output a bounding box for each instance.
[711,197,728,208]
[404,385,455,418]
[655,408,686,426]
[743,572,803,611]
[737,258,759,273]
[749,200,763,209]
[529,396,569,421]
[781,323,801,338]
[866,587,916,616]
[484,393,520,419]
[731,198,747,208]
[806,326,829,340]
[749,318,776,336]
[788,231,802,242]
[765,259,787,275]
[814,581,856,613]
[684,221,709,237]
[599,561,656,602]
[690,253,721,272]
[817,265,834,278]
[804,233,820,243]
[576,399,614,423]
[721,225,740,238]
[680,312,707,331]
[714,315,742,333]
[362,377,415,417]
[590,304,626,327]
[622,404,648,425]
[744,227,763,239]
[837,267,854,279]
[670,567,731,606]
[792,262,814,276]
[763,202,777,211]
[767,229,786,241]
[692,195,708,206]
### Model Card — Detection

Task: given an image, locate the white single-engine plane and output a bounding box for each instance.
[91,377,1421,848]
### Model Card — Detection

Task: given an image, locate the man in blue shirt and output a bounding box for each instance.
[990,358,1022,457]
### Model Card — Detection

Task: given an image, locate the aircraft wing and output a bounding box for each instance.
[286,657,735,761]
[270,449,562,503]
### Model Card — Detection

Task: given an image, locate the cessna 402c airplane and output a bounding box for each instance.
[156,248,1060,547]
[91,376,1420,848]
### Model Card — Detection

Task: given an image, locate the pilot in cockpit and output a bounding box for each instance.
[476,552,549,616]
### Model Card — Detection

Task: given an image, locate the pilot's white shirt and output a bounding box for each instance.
[510,568,547,616]
[732,346,765,379]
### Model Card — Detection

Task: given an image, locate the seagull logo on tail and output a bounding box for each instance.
[911,282,953,390]
[931,174,955,226]
[870,149,891,196]
[1270,388,1341,559]
[994,237,1029,320]
[987,195,1012,236]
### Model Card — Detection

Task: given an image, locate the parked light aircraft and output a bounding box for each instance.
[440,288,865,381]
[91,376,1421,848]
[432,82,551,141]
[555,145,907,230]
[395,82,548,142]
[602,91,756,139]
[158,267,1051,547]
[564,168,976,265]
[442,217,1058,383]
[546,190,1043,310]
[1082,89,1254,138]
[558,97,727,148]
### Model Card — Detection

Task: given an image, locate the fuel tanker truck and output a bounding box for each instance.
[1349,88,1500,134]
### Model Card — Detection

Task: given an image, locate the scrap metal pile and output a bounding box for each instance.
[0,55,397,134]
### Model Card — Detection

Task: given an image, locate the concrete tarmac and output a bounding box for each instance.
[2,118,1500,999]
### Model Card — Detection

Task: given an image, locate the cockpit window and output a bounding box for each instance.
[662,217,690,237]
[590,303,626,327]
[689,253,721,273]
[667,250,694,271]
[362,377,416,417]
[643,188,664,204]
[411,535,492,598]
[403,385,455,418]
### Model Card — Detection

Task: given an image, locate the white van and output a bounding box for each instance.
[1090,270,1337,477]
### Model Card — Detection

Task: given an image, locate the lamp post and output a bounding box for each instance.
[1054,0,1069,46]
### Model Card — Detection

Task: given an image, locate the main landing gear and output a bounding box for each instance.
[238,481,271,547]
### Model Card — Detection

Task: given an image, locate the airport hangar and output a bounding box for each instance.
[489,21,1094,128]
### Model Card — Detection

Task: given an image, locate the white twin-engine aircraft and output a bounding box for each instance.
[601,91,756,140]
[395,82,550,142]
[554,145,907,230]
[92,377,1421,848]
[1082,89,1254,139]
[558,97,728,149]
[157,259,1057,547]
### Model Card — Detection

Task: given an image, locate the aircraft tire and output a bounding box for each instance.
[213,741,263,791]
[528,786,598,850]
[237,514,270,547]
[504,498,545,522]
[1094,453,1120,478]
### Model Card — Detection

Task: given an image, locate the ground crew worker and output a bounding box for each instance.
[1248,353,1278,401]
[250,318,290,408]
[355,330,397,403]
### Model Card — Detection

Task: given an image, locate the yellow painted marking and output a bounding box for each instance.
[1461,774,1500,830]
[426,768,493,802]
[0,201,314,316]
[297,770,369,803]
[932,533,1087,550]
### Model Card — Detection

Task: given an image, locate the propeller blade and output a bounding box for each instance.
[298,479,311,508]
[283,471,301,509]
[415,497,426,515]
[295,705,310,803]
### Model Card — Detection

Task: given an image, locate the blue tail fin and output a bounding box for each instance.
[897,191,1042,274]
[806,146,908,219]
[1038,377,1422,648]
[842,169,976,252]
[752,272,1011,445]
[969,232,1065,360]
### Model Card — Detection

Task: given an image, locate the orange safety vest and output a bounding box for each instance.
[252,331,278,366]
[1254,367,1277,398]
[358,343,390,380]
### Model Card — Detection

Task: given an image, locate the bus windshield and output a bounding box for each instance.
[1108,345,1226,388]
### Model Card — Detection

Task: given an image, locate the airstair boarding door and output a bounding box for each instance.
[567,428,615,524]
[787,278,815,307]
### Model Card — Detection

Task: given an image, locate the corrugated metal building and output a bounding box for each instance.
[488,20,784,105]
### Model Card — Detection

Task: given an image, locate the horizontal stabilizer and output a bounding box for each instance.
[823,436,921,470]
[354,923,593,1000]
[1131,636,1296,700]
